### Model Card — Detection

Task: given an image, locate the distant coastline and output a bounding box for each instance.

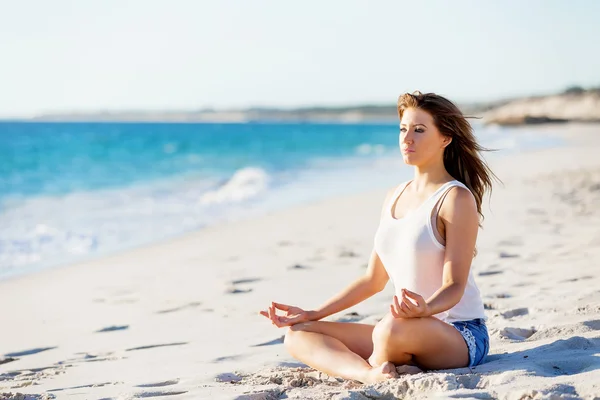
[7,87,600,126]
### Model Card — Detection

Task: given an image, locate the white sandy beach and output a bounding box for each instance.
[1,123,600,400]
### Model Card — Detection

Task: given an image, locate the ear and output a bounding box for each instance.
[442,136,452,148]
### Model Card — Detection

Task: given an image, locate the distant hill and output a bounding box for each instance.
[481,87,600,125]
[27,105,400,123]
[17,87,600,125]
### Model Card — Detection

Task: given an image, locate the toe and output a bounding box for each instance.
[381,361,399,378]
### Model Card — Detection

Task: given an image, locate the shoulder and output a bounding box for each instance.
[439,184,477,222]
[382,181,409,205]
[379,182,407,217]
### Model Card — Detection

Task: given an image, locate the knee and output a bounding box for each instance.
[283,322,310,352]
[372,315,408,348]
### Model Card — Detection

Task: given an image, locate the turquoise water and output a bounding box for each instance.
[0,121,560,278]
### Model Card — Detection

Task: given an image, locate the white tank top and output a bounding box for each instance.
[374,180,486,323]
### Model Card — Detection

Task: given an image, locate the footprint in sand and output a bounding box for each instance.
[288,264,310,270]
[48,381,117,393]
[0,394,53,400]
[499,327,537,340]
[131,390,188,398]
[212,354,244,363]
[498,251,520,259]
[513,282,533,288]
[214,372,243,383]
[4,347,57,358]
[527,320,600,341]
[95,325,129,333]
[225,287,253,294]
[251,336,284,347]
[561,275,593,283]
[62,351,122,364]
[478,270,503,277]
[126,342,188,352]
[339,249,360,258]
[333,311,365,323]
[534,359,597,376]
[136,379,180,388]
[231,278,261,285]
[501,308,529,319]
[156,302,202,314]
[225,277,261,294]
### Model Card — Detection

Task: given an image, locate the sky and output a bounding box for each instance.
[1,0,599,117]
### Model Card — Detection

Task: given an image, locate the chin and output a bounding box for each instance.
[402,154,418,165]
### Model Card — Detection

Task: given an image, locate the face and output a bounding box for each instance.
[399,108,450,166]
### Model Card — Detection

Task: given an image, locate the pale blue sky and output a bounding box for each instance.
[1,0,599,117]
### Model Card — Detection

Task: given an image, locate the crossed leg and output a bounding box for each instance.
[284,313,469,384]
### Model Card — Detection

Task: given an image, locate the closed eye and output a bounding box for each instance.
[400,127,424,133]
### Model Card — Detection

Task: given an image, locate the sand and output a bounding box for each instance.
[1,124,600,400]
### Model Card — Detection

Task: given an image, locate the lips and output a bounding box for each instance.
[403,148,415,153]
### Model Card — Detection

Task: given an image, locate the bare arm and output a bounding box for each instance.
[424,187,479,315]
[308,250,390,320]
[391,186,479,318]
[307,188,395,321]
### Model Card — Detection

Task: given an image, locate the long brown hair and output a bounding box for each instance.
[397,91,499,222]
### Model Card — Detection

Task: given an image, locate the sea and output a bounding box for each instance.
[0,121,561,279]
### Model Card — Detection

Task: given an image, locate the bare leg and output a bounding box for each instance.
[369,313,469,370]
[284,321,399,384]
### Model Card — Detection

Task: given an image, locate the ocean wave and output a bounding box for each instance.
[0,224,98,274]
[199,167,270,205]
[355,143,386,155]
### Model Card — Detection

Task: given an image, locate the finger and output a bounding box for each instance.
[402,299,419,314]
[392,297,407,318]
[260,311,282,325]
[272,302,290,311]
[272,305,288,327]
[401,295,417,313]
[392,303,409,318]
[402,289,423,300]
[268,306,277,325]
[402,289,423,307]
[394,295,406,313]
[396,295,415,317]
[400,301,412,314]
[390,304,400,318]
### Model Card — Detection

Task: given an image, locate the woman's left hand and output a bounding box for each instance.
[390,288,431,318]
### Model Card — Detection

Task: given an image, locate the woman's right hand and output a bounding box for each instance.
[259,302,312,327]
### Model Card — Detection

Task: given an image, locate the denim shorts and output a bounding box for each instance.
[451,318,489,367]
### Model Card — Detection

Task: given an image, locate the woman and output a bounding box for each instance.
[260,91,495,384]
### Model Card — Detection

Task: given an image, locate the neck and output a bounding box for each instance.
[411,161,453,191]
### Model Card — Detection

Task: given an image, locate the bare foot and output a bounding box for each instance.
[367,353,378,367]
[362,361,399,384]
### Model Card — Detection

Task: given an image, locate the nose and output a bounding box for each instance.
[401,129,414,144]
